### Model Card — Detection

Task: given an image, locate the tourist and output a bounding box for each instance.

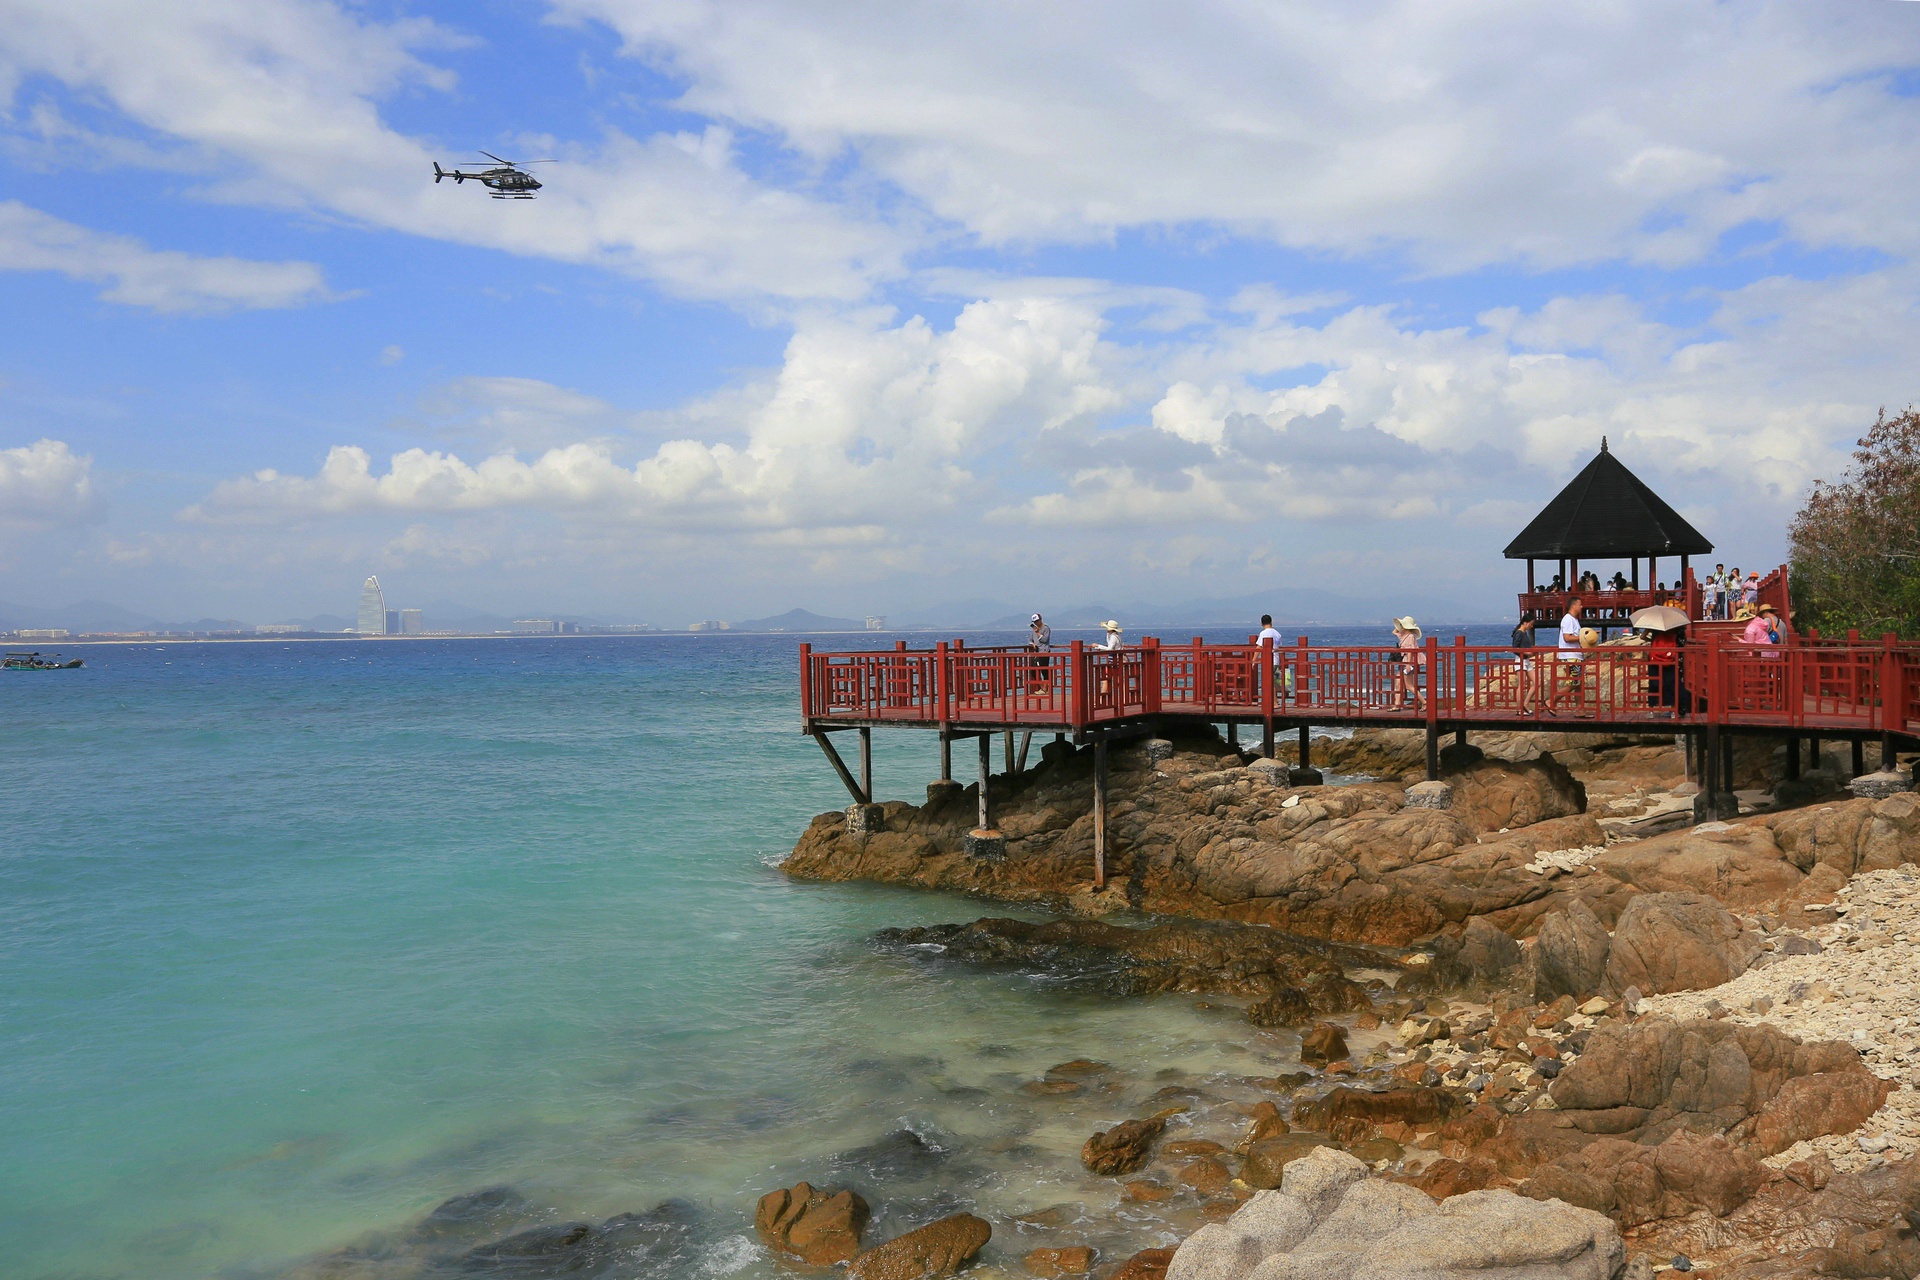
[1743,602,1782,652]
[1710,563,1729,618]
[1743,571,1762,609]
[1512,614,1542,714]
[1649,622,1681,712]
[1548,572,1565,592]
[1026,613,1052,692]
[1702,573,1721,620]
[1609,571,1629,590]
[1554,596,1586,714]
[1100,619,1123,650]
[1257,614,1282,651]
[1392,616,1425,710]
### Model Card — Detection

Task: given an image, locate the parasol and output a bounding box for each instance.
[1629,605,1690,632]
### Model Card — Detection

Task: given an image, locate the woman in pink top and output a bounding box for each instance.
[1393,616,1425,710]
[1742,602,1783,655]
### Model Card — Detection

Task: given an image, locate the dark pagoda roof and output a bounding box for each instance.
[1504,439,1712,559]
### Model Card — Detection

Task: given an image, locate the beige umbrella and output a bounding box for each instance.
[1629,605,1690,632]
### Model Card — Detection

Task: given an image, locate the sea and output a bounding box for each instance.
[0,625,1509,1280]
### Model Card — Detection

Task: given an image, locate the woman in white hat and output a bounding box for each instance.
[1392,616,1424,711]
[1100,619,1123,650]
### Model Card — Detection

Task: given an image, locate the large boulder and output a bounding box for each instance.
[755,1182,869,1266]
[1533,899,1612,1001]
[1600,892,1761,997]
[1169,1161,1625,1280]
[1522,1132,1767,1227]
[1546,1017,1888,1155]
[845,1213,990,1280]
[1444,756,1587,833]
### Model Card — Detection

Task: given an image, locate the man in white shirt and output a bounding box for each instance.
[1558,598,1585,657]
[1257,614,1283,651]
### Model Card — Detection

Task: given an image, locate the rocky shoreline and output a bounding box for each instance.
[765,726,1919,1279]
[276,727,1917,1279]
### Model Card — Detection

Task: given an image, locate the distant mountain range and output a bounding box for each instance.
[0,583,1498,637]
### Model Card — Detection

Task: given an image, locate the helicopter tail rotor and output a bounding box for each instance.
[433,162,447,183]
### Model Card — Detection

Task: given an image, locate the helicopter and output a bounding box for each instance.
[432,152,552,199]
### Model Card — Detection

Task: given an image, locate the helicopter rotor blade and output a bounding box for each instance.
[478,151,511,165]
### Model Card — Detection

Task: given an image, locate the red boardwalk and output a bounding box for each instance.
[801,635,1920,740]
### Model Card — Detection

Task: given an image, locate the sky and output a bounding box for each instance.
[2,0,1919,627]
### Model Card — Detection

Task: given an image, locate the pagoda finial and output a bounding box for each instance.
[1601,435,1609,453]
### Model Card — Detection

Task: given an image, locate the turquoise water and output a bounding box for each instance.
[0,629,1497,1279]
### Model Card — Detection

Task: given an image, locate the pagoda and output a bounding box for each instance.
[1506,439,1713,636]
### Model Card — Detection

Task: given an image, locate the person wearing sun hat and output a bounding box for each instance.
[1391,615,1425,710]
[1743,601,1782,650]
[1099,619,1123,650]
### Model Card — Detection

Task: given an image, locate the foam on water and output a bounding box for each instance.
[0,627,1502,1279]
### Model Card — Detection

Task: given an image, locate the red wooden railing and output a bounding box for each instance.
[801,635,1920,737]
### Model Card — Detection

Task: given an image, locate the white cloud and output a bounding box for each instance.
[0,201,331,311]
[558,0,1920,268]
[0,438,96,525]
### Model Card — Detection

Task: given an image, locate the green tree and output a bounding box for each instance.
[1788,406,1920,638]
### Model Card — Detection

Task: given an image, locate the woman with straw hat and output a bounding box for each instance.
[1099,619,1123,651]
[1392,616,1424,711]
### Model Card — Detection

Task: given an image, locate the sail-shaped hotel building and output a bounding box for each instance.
[357,576,389,636]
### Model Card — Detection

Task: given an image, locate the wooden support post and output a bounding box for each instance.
[1426,724,1440,780]
[1003,729,1014,777]
[1704,723,1720,811]
[940,731,952,782]
[1093,738,1108,889]
[1226,721,1239,748]
[1016,731,1033,774]
[1721,732,1735,801]
[859,726,872,802]
[1885,731,1898,774]
[1261,635,1276,758]
[1852,738,1866,778]
[1299,723,1310,766]
[1808,737,1820,772]
[1785,734,1801,781]
[812,731,870,805]
[977,733,991,831]
[1454,728,1466,747]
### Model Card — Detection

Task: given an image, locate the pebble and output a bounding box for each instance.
[1524,844,1605,875]
[1641,864,1920,1173]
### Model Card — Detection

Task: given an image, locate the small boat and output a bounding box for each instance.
[4,650,83,670]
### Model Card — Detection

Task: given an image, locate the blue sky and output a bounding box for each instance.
[2,0,1919,626]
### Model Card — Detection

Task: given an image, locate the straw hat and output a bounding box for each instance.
[1579,627,1599,648]
[1756,602,1778,615]
[1393,615,1419,633]
[1734,605,1757,621]
[1102,619,1121,632]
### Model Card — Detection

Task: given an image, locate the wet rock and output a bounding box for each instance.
[1107,1246,1175,1280]
[1246,988,1314,1028]
[1401,1156,1498,1200]
[1083,1117,1167,1176]
[1534,899,1613,1002]
[1024,1244,1096,1276]
[846,1213,991,1280]
[1292,1086,1459,1137]
[1299,1023,1349,1064]
[450,1202,700,1277]
[408,1186,530,1245]
[755,1181,870,1266]
[875,917,1382,1001]
[835,1129,949,1181]
[1178,1157,1234,1195]
[1242,1134,1335,1190]
[1602,892,1762,996]
[1440,915,1524,985]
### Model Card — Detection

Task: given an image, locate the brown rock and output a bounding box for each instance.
[755,1181,870,1266]
[1246,988,1314,1027]
[1025,1245,1096,1277]
[1533,899,1612,1002]
[1163,1139,1225,1157]
[1081,1117,1166,1176]
[1047,1059,1113,1078]
[1103,1246,1174,1280]
[1122,1178,1173,1202]
[1300,1022,1349,1064]
[846,1213,990,1280]
[1023,1079,1084,1096]
[1176,1156,1232,1195]
[1241,1133,1332,1189]
[1750,1071,1896,1156]
[1445,756,1587,833]
[1293,1085,1458,1133]
[1523,1131,1767,1227]
[1602,892,1762,996]
[1239,1112,1290,1148]
[1405,1155,1498,1199]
